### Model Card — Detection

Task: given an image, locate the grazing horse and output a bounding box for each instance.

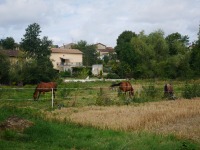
[164,83,175,99]
[110,81,134,97]
[33,82,57,100]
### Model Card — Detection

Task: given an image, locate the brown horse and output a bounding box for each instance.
[164,83,175,99]
[110,81,134,97]
[33,82,57,100]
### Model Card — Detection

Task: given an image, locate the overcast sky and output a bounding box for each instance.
[0,0,199,47]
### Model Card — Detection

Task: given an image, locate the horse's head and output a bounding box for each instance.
[33,91,38,100]
[130,89,134,96]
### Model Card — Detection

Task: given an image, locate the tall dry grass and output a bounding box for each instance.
[46,98,200,142]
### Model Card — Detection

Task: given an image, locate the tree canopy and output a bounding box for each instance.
[0,37,16,50]
[72,40,98,66]
[19,23,57,84]
[114,29,193,79]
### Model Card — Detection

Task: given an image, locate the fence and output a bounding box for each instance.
[0,83,199,108]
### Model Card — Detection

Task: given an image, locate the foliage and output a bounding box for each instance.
[96,88,113,106]
[59,88,72,99]
[115,31,137,78]
[59,70,71,77]
[182,82,200,99]
[72,40,98,66]
[20,23,57,84]
[142,84,158,98]
[0,37,16,50]
[72,67,90,78]
[190,25,200,77]
[114,29,193,79]
[106,73,120,79]
[0,53,10,84]
[20,23,52,60]
[113,61,134,78]
[165,32,189,55]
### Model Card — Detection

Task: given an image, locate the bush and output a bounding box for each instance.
[59,70,71,77]
[142,84,158,98]
[96,88,113,106]
[106,73,120,79]
[182,82,200,99]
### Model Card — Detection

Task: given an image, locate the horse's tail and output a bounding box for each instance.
[110,82,121,87]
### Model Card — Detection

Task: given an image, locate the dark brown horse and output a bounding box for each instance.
[110,81,134,97]
[33,82,57,100]
[164,83,175,99]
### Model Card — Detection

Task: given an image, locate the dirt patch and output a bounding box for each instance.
[0,116,34,132]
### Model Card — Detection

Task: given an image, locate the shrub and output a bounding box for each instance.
[59,70,71,77]
[106,73,120,79]
[96,88,113,106]
[182,82,200,99]
[142,84,158,98]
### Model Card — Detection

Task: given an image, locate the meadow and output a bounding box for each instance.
[0,79,200,149]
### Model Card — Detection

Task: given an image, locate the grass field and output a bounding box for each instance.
[0,80,200,149]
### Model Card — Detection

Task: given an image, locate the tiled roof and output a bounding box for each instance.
[51,48,82,54]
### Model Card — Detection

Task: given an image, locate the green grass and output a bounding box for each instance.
[0,106,199,150]
[0,80,192,106]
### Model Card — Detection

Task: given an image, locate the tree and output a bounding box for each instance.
[148,30,169,61]
[0,53,10,84]
[20,23,57,84]
[72,40,98,66]
[130,32,155,78]
[115,31,137,63]
[190,25,200,77]
[114,31,137,78]
[165,32,189,55]
[20,23,52,59]
[1,37,16,50]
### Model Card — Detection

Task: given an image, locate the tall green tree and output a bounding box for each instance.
[1,37,16,50]
[114,31,137,78]
[115,31,137,64]
[165,32,189,55]
[20,23,52,59]
[190,25,200,77]
[72,40,98,66]
[0,53,10,84]
[130,31,155,78]
[20,23,57,84]
[148,30,169,61]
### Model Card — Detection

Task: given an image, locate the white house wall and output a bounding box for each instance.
[50,53,82,70]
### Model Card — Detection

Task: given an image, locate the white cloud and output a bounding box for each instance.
[0,0,199,47]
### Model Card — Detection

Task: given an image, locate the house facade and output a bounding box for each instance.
[50,48,83,72]
[95,43,115,59]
